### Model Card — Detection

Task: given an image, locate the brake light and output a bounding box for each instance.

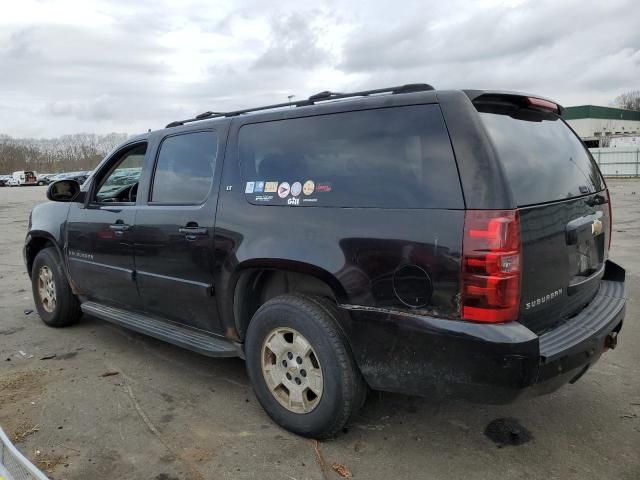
[526,97,559,114]
[606,188,612,250]
[461,210,521,323]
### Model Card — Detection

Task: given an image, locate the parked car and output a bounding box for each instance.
[67,172,89,184]
[0,175,11,187]
[11,170,38,186]
[24,85,625,438]
[49,171,89,185]
[36,174,55,186]
[47,173,68,182]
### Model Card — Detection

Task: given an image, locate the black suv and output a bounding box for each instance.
[24,85,626,438]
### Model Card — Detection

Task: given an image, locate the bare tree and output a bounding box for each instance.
[613,91,640,111]
[0,133,127,174]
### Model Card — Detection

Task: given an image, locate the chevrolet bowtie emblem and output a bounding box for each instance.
[591,218,603,236]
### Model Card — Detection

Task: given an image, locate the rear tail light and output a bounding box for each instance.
[606,188,612,250]
[461,210,521,323]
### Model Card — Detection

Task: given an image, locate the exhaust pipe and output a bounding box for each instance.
[604,331,618,351]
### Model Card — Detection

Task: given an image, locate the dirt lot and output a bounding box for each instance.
[0,183,638,480]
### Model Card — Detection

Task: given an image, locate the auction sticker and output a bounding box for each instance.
[291,182,302,197]
[278,182,291,198]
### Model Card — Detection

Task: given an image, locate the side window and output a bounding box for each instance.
[95,143,146,203]
[239,105,463,209]
[151,131,218,204]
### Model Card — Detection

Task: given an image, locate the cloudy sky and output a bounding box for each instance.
[1,0,638,138]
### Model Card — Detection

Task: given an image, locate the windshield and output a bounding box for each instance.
[479,109,604,206]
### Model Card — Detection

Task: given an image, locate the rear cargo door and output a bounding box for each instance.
[477,101,609,334]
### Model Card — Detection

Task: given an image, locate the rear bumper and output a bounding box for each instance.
[339,261,625,403]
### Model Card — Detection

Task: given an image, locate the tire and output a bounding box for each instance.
[245,294,366,438]
[31,247,81,327]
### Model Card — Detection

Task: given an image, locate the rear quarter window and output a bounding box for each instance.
[479,110,604,207]
[239,104,463,209]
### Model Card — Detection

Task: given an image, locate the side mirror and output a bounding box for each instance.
[47,180,82,202]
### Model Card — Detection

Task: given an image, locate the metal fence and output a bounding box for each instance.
[589,147,640,177]
[0,426,48,480]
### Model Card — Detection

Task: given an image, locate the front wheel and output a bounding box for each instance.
[245,294,366,438]
[31,247,82,327]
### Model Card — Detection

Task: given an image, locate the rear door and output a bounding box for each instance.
[477,99,609,334]
[134,129,225,333]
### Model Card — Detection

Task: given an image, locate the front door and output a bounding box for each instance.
[134,130,223,333]
[66,142,147,309]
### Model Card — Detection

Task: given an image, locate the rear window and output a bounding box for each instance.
[479,109,604,206]
[239,104,462,209]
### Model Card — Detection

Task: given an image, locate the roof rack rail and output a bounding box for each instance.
[165,83,435,128]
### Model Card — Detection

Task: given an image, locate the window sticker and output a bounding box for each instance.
[244,179,325,206]
[265,181,278,193]
[303,180,315,195]
[277,182,291,198]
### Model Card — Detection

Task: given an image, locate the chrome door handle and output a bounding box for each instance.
[179,226,208,238]
[109,223,131,232]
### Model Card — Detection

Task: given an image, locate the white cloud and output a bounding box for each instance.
[0,0,638,137]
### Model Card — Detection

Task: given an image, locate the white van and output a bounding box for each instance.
[11,171,38,186]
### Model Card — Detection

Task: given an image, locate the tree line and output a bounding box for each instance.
[614,91,640,111]
[0,133,127,175]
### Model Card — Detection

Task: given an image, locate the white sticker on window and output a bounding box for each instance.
[278,182,290,198]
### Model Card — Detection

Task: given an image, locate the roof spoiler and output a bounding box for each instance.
[465,90,565,115]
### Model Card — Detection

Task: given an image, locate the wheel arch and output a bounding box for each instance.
[229,260,348,340]
[24,231,64,278]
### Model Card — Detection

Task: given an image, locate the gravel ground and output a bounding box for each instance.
[0,182,638,480]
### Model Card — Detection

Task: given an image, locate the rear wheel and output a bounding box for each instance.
[31,247,81,327]
[245,294,366,438]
